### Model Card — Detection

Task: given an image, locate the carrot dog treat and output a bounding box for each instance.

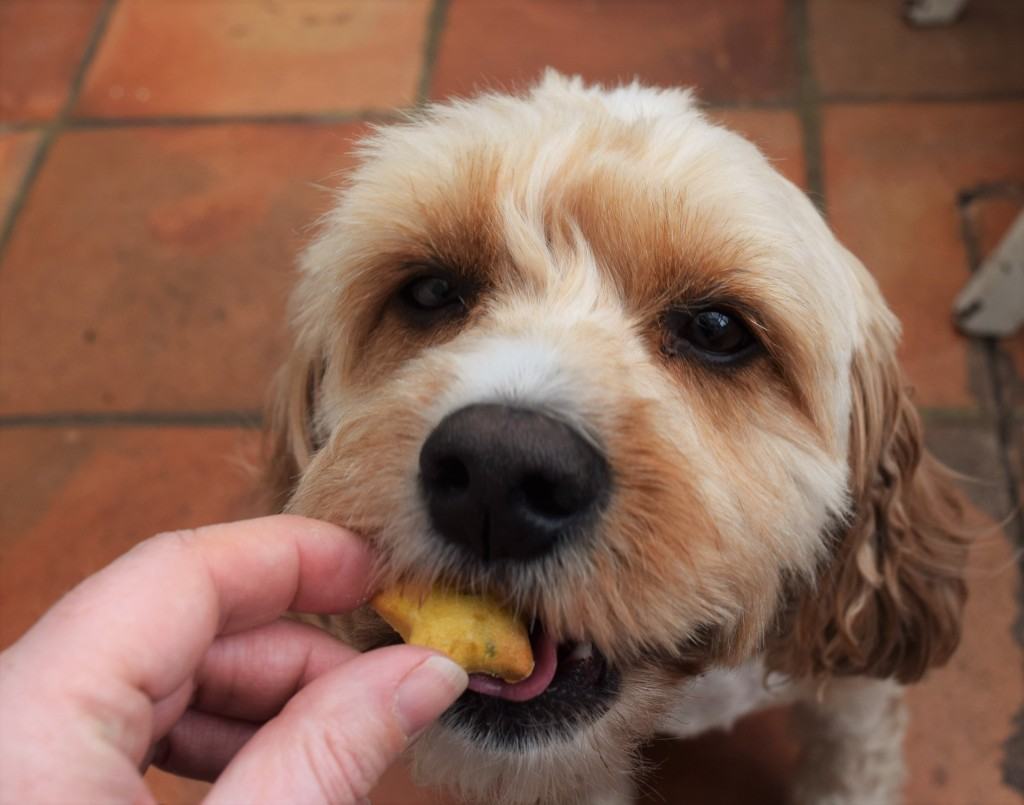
[371,584,534,682]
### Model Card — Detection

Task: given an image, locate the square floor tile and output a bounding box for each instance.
[0,426,265,648]
[823,101,1024,408]
[811,0,1024,99]
[0,0,102,122]
[76,0,431,118]
[0,123,365,415]
[431,0,796,104]
[0,129,41,221]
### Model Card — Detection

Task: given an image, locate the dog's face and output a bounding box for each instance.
[270,75,967,804]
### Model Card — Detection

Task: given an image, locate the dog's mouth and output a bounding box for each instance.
[441,623,621,747]
[370,616,620,745]
[463,625,586,700]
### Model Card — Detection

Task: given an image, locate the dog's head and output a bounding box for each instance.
[268,74,968,804]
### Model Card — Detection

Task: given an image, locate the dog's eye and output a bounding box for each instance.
[401,275,460,311]
[394,271,473,329]
[662,308,758,365]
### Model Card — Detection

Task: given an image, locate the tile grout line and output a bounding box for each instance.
[0,130,52,260]
[2,405,991,431]
[65,109,402,130]
[416,0,452,105]
[821,88,1024,105]
[0,411,264,429]
[0,121,48,135]
[0,0,118,264]
[790,0,826,213]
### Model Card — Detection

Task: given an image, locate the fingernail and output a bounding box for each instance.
[394,655,468,739]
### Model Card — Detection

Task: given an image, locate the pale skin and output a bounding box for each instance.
[0,515,468,804]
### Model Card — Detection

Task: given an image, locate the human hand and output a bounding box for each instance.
[0,515,468,804]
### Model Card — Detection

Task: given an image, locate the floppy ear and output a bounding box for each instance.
[769,301,970,684]
[265,346,323,511]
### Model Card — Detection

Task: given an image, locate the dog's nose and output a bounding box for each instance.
[419,404,610,562]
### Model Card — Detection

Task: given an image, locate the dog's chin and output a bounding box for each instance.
[408,652,693,805]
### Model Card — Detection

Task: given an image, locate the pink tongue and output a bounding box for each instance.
[467,630,558,702]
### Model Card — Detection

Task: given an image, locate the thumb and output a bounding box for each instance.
[206,645,467,805]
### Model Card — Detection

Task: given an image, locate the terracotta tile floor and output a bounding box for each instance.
[1,2,1022,804]
[0,0,104,123]
[810,0,1024,99]
[430,0,796,103]
[824,101,1024,408]
[77,0,431,118]
[0,123,366,414]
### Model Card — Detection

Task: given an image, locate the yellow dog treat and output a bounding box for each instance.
[371,584,534,682]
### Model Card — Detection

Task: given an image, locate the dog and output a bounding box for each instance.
[266,72,970,805]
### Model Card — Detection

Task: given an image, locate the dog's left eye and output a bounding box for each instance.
[401,278,458,311]
[662,308,758,365]
[400,275,461,311]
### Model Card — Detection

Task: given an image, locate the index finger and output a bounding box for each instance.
[11,515,372,706]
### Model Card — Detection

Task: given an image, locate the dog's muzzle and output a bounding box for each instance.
[413,403,621,744]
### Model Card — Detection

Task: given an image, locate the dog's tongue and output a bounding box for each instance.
[467,630,557,701]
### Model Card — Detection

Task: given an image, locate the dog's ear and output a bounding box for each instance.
[769,292,970,684]
[265,346,323,511]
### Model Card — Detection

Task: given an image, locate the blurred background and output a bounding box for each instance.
[1,1,1021,803]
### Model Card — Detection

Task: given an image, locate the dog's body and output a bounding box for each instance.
[268,74,969,804]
